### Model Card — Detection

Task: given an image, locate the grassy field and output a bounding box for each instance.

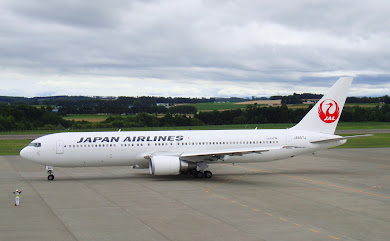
[32,105,57,108]
[186,102,247,111]
[345,103,382,107]
[337,122,390,129]
[0,140,32,155]
[63,114,120,122]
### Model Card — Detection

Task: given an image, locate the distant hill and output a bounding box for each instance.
[0,94,389,107]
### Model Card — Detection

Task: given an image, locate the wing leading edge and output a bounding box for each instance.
[180,146,284,158]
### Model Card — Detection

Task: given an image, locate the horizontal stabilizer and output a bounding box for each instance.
[311,134,373,144]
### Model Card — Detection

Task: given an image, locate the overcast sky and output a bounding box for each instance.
[1,0,389,98]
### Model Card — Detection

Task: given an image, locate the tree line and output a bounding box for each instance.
[0,105,69,131]
[1,103,389,131]
[2,95,390,116]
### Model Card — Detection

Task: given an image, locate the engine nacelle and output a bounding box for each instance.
[149,155,197,175]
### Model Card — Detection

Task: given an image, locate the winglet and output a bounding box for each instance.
[291,77,353,134]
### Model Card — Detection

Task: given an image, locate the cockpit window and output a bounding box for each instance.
[28,142,41,147]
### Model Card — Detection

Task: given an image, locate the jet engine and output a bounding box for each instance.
[149,155,197,175]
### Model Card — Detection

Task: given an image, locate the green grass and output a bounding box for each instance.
[345,103,382,107]
[32,105,57,108]
[0,140,32,155]
[187,102,247,111]
[63,114,120,122]
[337,122,390,130]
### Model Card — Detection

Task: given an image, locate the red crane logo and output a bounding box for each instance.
[318,99,340,123]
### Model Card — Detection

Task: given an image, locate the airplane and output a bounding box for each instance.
[20,77,355,181]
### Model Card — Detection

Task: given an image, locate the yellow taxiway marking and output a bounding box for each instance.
[265,213,273,217]
[253,208,261,212]
[361,185,383,191]
[328,235,339,240]
[280,218,287,222]
[294,223,303,227]
[310,229,320,233]
[241,204,249,208]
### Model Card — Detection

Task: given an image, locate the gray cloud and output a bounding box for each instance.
[0,0,389,97]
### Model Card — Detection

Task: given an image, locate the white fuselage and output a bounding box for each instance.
[19,77,353,178]
[20,129,346,168]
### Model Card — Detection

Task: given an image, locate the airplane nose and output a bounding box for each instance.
[20,147,31,160]
[20,147,27,158]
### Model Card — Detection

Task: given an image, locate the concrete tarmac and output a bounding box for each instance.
[1,148,389,241]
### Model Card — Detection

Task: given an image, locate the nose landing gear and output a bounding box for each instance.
[46,166,54,181]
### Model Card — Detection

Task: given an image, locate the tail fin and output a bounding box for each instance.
[291,77,353,134]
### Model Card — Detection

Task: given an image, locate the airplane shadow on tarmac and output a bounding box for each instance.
[26,168,356,187]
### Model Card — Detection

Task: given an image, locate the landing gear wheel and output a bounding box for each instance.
[204,171,212,178]
[46,166,54,181]
[194,171,204,178]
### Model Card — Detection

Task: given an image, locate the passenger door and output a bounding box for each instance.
[56,140,64,154]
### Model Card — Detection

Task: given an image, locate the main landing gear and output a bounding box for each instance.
[193,162,213,179]
[192,170,213,178]
[46,166,54,181]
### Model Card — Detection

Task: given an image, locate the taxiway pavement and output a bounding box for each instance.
[1,148,389,241]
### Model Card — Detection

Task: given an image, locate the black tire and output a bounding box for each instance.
[194,171,203,178]
[204,171,212,178]
[48,175,54,181]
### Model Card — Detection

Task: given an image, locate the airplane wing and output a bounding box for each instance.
[180,146,284,158]
[310,134,373,144]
